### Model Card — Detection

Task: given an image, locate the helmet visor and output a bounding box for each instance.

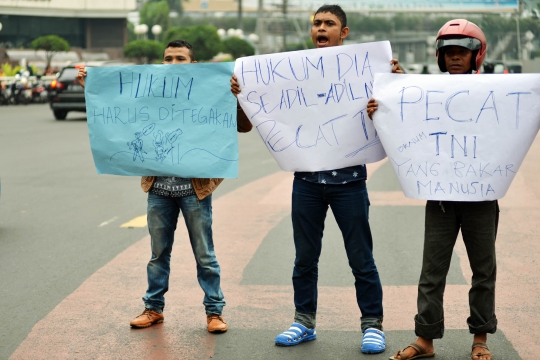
[436,37,481,51]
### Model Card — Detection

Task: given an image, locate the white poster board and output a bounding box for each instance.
[234,41,392,172]
[373,73,540,201]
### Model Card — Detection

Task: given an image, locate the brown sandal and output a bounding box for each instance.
[471,342,493,360]
[389,342,435,360]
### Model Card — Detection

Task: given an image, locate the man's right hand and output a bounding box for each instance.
[390,59,404,74]
[367,59,404,120]
[76,67,87,88]
[230,75,241,98]
[367,98,378,120]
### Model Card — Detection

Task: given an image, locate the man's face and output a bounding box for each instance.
[162,46,193,64]
[444,45,473,74]
[311,12,349,48]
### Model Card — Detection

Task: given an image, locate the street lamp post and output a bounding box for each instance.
[134,24,148,40]
[524,30,535,60]
[516,10,522,61]
[515,0,525,61]
[248,33,259,53]
[248,33,259,43]
[256,0,263,54]
[282,0,288,51]
[238,0,243,31]
[151,25,162,41]
[224,29,245,39]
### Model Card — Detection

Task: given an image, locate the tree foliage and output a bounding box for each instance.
[124,40,165,63]
[164,25,222,61]
[163,26,191,45]
[286,39,315,51]
[148,0,182,14]
[222,37,255,59]
[1,63,22,77]
[160,12,540,61]
[173,16,257,33]
[167,0,183,14]
[30,35,70,69]
[140,0,170,35]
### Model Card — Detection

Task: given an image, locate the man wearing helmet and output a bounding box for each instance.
[368,19,495,360]
[435,19,487,75]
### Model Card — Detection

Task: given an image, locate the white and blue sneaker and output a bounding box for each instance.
[361,328,386,354]
[275,322,316,346]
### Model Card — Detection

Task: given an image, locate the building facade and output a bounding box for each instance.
[0,0,136,50]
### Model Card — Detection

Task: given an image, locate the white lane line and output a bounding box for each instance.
[98,217,118,227]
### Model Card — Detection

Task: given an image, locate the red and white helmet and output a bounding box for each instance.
[436,19,487,73]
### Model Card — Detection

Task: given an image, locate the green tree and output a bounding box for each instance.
[285,38,315,51]
[127,21,137,42]
[30,35,70,70]
[167,0,183,15]
[169,15,257,33]
[140,0,170,35]
[148,0,183,15]
[222,37,255,59]
[163,26,191,45]
[164,25,222,61]
[480,14,515,53]
[124,40,165,63]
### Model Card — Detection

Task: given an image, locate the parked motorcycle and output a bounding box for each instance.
[0,81,11,105]
[31,76,48,103]
[10,74,32,105]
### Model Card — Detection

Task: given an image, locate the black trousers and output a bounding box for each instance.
[415,200,499,339]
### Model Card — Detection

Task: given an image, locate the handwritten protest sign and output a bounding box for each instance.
[85,63,239,178]
[372,73,540,201]
[234,41,392,172]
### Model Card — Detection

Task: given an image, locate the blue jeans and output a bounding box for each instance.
[291,178,383,331]
[143,192,225,315]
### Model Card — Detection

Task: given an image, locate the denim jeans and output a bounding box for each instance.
[415,200,498,339]
[143,192,225,315]
[291,178,383,331]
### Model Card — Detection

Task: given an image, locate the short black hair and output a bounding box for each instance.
[164,39,195,61]
[314,4,347,29]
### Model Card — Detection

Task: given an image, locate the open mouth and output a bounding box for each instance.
[317,35,329,45]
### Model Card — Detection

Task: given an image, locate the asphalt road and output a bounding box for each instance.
[1,104,537,359]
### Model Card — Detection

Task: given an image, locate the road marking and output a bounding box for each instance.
[13,164,540,358]
[98,217,118,227]
[120,215,147,228]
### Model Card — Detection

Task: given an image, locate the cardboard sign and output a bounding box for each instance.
[85,63,239,178]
